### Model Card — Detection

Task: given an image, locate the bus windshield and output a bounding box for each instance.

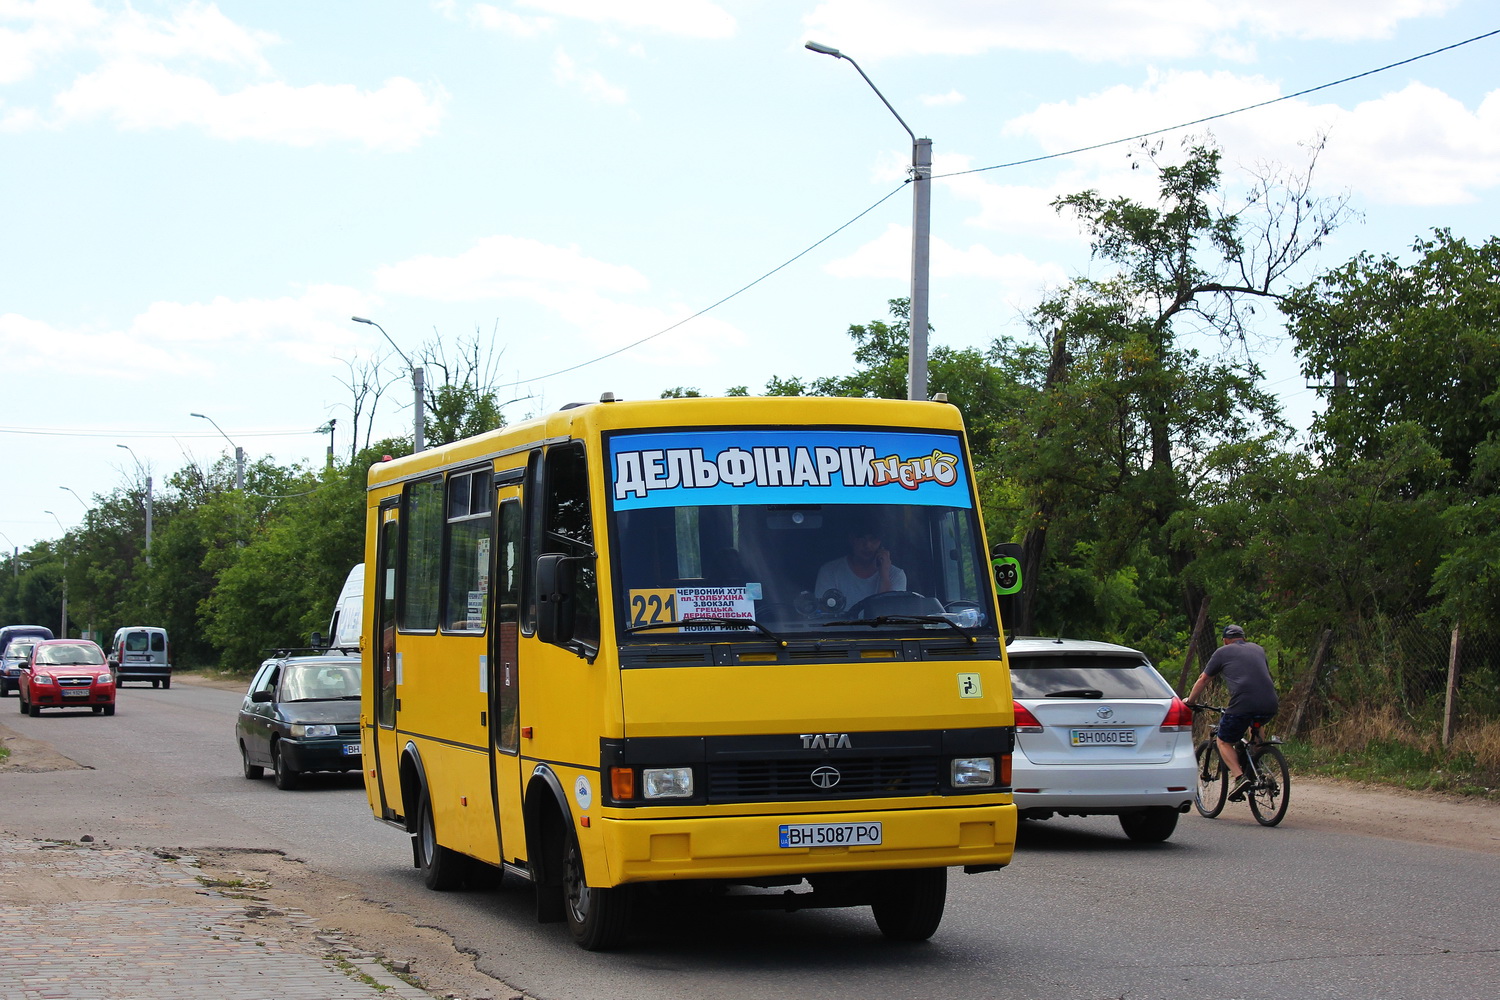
[608,425,995,638]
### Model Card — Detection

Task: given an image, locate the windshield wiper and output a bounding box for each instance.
[823,614,974,640]
[626,617,786,646]
[1045,688,1105,699]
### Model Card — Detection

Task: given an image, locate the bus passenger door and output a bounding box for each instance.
[371,500,401,820]
[489,489,526,864]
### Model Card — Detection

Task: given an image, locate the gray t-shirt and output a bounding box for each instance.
[814,557,907,609]
[1203,640,1279,715]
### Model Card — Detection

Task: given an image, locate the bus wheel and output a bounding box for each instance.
[870,867,946,942]
[417,789,465,891]
[561,827,630,950]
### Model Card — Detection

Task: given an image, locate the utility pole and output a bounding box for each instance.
[806,40,931,400]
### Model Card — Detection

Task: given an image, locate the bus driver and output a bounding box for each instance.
[814,515,906,610]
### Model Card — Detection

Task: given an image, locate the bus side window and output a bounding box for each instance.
[401,477,444,631]
[538,443,599,651]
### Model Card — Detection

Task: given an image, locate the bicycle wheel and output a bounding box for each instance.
[1247,745,1290,826]
[1193,740,1228,818]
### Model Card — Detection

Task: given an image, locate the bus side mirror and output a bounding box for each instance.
[536,553,575,645]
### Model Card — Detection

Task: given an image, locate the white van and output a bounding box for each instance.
[318,564,363,650]
[108,626,172,688]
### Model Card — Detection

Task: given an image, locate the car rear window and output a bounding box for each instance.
[1008,653,1174,699]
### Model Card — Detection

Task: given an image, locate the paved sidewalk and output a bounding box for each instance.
[0,839,444,1000]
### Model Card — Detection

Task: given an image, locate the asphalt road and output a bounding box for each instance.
[3,679,1497,1000]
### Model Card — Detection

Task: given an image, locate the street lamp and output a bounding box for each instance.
[190,412,245,490]
[805,40,931,401]
[118,444,153,568]
[60,485,88,509]
[43,509,68,638]
[352,316,425,452]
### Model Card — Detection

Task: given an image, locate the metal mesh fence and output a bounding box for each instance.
[1276,615,1500,737]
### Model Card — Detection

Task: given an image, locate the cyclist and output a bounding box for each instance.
[1184,624,1279,800]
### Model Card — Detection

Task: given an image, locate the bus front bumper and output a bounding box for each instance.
[600,801,1017,885]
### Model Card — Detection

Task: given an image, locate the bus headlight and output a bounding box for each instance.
[950,756,995,788]
[642,767,694,799]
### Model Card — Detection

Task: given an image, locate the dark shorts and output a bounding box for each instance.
[1217,712,1275,744]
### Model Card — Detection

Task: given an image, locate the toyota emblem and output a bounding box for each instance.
[1096,707,1114,720]
[810,765,841,789]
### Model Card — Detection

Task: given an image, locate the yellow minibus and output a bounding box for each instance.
[361,394,1017,949]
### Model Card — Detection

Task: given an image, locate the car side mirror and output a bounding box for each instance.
[309,632,326,649]
[250,690,273,703]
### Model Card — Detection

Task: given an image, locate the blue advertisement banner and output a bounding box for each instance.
[609,429,972,511]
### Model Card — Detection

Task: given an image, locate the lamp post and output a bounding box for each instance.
[805,40,931,401]
[316,418,337,468]
[43,509,68,638]
[352,316,425,452]
[118,444,153,568]
[190,412,244,490]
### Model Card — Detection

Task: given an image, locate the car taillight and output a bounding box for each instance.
[1013,702,1043,733]
[1160,697,1194,732]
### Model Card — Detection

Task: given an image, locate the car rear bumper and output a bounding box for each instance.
[1012,762,1197,815]
[115,666,171,681]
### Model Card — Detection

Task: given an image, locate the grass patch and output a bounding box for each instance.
[1281,714,1500,800]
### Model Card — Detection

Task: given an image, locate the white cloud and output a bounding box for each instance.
[921,90,964,107]
[373,235,742,365]
[552,47,627,103]
[376,235,651,301]
[97,0,276,71]
[1003,68,1500,207]
[824,222,1068,291]
[802,0,1456,62]
[0,284,369,383]
[53,61,447,149]
[469,3,554,36]
[1317,83,1500,204]
[517,0,735,38]
[3,2,444,148]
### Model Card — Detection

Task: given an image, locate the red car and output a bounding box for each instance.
[18,639,116,716]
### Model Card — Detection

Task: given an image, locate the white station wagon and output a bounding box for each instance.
[1008,637,1197,842]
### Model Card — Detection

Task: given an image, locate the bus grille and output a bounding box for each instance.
[706,756,942,803]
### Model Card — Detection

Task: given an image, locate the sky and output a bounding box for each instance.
[3,0,1498,554]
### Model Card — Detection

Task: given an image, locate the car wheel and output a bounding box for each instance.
[416,787,468,891]
[562,823,631,950]
[17,690,27,714]
[1119,806,1179,843]
[92,706,103,714]
[272,743,300,790]
[871,867,947,942]
[241,742,264,780]
[162,677,171,690]
[27,699,41,717]
[152,679,160,689]
[102,704,115,716]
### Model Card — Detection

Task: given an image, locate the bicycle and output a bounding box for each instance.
[1188,704,1290,827]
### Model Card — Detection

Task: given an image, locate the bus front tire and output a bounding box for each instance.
[870,867,946,942]
[417,790,466,891]
[562,827,630,950]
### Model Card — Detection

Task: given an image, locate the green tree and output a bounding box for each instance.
[998,139,1348,639]
[1284,229,1500,630]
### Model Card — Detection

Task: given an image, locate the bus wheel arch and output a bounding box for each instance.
[523,767,570,923]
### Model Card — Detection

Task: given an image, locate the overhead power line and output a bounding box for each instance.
[511,27,1499,389]
[935,27,1500,181]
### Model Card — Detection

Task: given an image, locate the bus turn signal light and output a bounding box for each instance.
[611,767,636,800]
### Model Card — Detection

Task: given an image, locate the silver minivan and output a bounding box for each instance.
[108,626,172,688]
